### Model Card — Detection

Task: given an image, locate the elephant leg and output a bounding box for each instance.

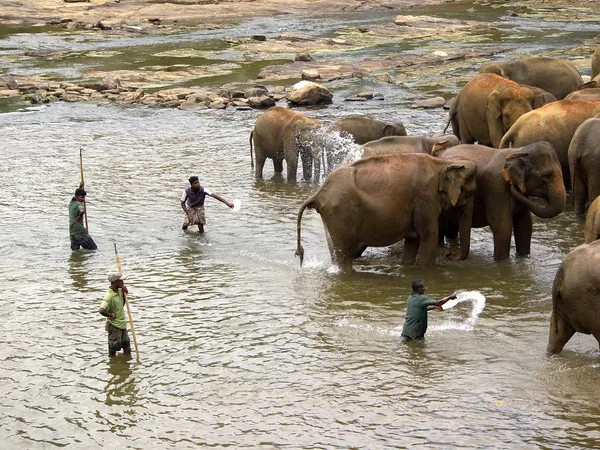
[418,234,438,266]
[255,153,267,179]
[273,157,284,174]
[286,156,299,182]
[546,311,576,355]
[513,211,533,257]
[445,222,459,240]
[301,151,313,181]
[587,178,600,213]
[491,217,513,261]
[458,114,475,144]
[402,237,419,264]
[572,167,587,215]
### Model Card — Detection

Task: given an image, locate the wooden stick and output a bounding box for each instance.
[79,147,89,232]
[114,243,140,362]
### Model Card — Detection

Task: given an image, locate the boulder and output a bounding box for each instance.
[301,69,321,81]
[411,96,446,108]
[287,80,333,106]
[247,95,276,108]
[295,52,314,62]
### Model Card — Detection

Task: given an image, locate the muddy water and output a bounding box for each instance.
[1,1,600,448]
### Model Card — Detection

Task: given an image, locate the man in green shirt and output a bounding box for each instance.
[69,186,97,250]
[99,272,131,357]
[400,280,456,343]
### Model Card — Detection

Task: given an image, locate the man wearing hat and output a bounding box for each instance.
[99,272,130,357]
[181,176,234,232]
[69,184,97,250]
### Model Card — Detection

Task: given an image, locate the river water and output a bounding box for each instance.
[1,1,600,448]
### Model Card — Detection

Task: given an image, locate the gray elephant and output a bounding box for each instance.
[564,88,600,102]
[333,115,406,145]
[295,153,477,273]
[479,57,583,100]
[250,106,322,182]
[568,115,600,215]
[499,100,600,186]
[584,196,600,244]
[446,73,547,148]
[547,240,600,355]
[593,45,600,80]
[437,142,566,261]
[360,134,459,158]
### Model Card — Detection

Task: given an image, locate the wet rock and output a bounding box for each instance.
[29,92,49,103]
[295,52,314,62]
[272,86,286,94]
[377,74,393,83]
[148,18,161,25]
[247,95,276,108]
[208,101,227,109]
[1,76,18,90]
[357,91,374,100]
[231,100,249,107]
[344,96,368,102]
[411,96,446,109]
[179,101,199,110]
[0,89,20,97]
[103,77,122,90]
[301,69,321,81]
[93,21,112,30]
[245,86,268,98]
[252,35,267,41]
[269,93,287,101]
[506,10,519,17]
[161,99,182,108]
[373,93,385,101]
[287,80,332,106]
[63,0,89,3]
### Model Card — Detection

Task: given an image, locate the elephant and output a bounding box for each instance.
[446,73,547,148]
[593,45,600,80]
[250,106,322,182]
[333,115,407,145]
[576,74,600,90]
[568,115,600,215]
[437,142,566,261]
[564,88,600,102]
[360,134,459,158]
[584,196,600,244]
[479,57,584,100]
[295,153,477,273]
[547,240,600,355]
[499,100,600,187]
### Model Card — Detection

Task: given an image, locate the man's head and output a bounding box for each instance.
[74,188,86,202]
[412,279,425,293]
[189,176,199,186]
[108,272,127,288]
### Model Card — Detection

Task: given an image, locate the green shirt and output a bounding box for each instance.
[69,198,86,236]
[402,293,437,338]
[100,288,128,330]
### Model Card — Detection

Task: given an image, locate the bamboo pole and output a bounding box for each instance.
[79,147,89,232]
[114,243,140,362]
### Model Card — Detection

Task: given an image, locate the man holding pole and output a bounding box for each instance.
[69,184,97,250]
[99,272,131,357]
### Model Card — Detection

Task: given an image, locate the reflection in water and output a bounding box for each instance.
[104,356,137,407]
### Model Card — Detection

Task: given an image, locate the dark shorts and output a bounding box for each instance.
[106,322,130,353]
[399,334,425,344]
[70,233,97,250]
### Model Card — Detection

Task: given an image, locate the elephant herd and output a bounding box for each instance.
[248,50,600,355]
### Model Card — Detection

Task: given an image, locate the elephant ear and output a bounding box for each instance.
[382,124,396,137]
[531,89,547,109]
[439,163,466,207]
[502,151,531,193]
[487,89,502,119]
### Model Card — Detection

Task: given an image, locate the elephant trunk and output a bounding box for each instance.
[510,176,566,219]
[458,199,474,260]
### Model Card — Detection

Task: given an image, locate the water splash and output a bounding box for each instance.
[306,127,363,183]
[430,290,486,332]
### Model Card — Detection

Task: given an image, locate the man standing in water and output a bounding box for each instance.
[400,280,457,343]
[181,176,234,232]
[69,185,97,250]
[99,272,131,357]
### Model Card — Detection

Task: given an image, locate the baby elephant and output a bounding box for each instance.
[547,240,600,355]
[584,196,600,243]
[568,114,600,214]
[333,115,406,145]
[361,134,459,158]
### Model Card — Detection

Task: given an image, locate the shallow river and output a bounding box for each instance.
[1,1,600,448]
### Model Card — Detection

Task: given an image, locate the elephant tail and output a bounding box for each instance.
[444,95,459,136]
[296,197,317,266]
[249,130,255,169]
[551,263,565,334]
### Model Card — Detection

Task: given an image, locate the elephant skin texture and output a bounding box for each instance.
[499,100,600,187]
[446,73,547,148]
[564,88,600,102]
[360,134,459,158]
[438,142,566,261]
[568,115,600,214]
[295,153,477,273]
[250,106,322,182]
[547,240,600,355]
[593,46,600,80]
[333,115,406,145]
[479,57,584,100]
[584,196,600,244]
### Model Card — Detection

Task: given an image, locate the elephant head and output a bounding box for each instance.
[382,123,407,137]
[486,86,546,148]
[293,118,323,182]
[501,142,566,218]
[438,161,478,260]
